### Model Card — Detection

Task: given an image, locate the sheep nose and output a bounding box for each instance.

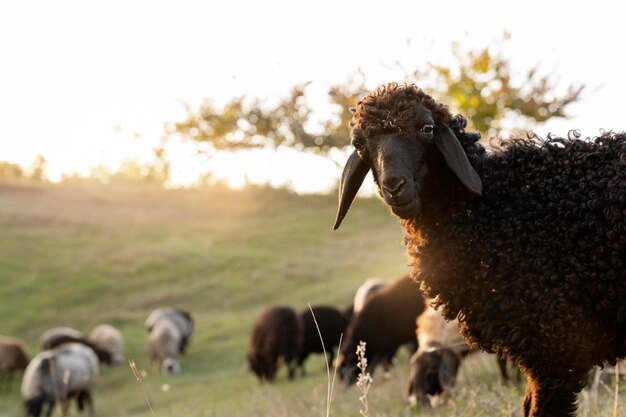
[382,177,406,199]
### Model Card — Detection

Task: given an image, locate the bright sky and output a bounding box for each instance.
[1,0,625,192]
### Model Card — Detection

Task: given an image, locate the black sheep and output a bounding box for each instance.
[295,305,350,375]
[337,275,425,385]
[247,306,302,382]
[333,82,626,417]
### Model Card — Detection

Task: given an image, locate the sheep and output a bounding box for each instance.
[0,336,30,389]
[333,82,626,417]
[145,307,194,355]
[88,324,124,366]
[352,277,388,314]
[407,305,511,405]
[295,305,350,375]
[146,308,194,375]
[336,275,425,385]
[149,319,183,375]
[40,333,113,366]
[247,306,302,382]
[39,327,83,350]
[21,342,98,417]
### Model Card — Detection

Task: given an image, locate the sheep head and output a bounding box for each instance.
[333,83,482,230]
[407,347,461,405]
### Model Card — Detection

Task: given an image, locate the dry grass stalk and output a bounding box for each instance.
[307,303,342,417]
[355,341,373,417]
[129,359,157,417]
[614,364,620,417]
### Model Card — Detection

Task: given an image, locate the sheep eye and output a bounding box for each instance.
[421,124,434,134]
[352,139,365,152]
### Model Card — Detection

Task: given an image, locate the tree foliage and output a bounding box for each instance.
[0,161,24,181]
[165,79,369,156]
[165,38,584,157]
[423,38,584,136]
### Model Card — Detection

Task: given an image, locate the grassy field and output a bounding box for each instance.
[0,182,623,417]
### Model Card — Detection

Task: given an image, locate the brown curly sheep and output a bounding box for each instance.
[333,82,626,417]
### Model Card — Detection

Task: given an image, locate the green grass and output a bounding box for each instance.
[0,182,624,416]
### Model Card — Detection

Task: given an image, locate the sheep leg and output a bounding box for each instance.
[77,391,95,416]
[295,353,307,376]
[522,373,583,417]
[287,360,297,380]
[496,355,509,383]
[44,400,55,417]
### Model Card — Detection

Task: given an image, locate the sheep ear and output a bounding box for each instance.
[434,125,482,195]
[333,151,370,230]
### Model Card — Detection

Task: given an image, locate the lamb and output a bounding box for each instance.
[336,275,425,385]
[295,305,349,375]
[21,342,98,417]
[0,336,30,389]
[407,305,510,405]
[88,324,124,366]
[333,82,626,417]
[146,307,194,375]
[247,306,302,382]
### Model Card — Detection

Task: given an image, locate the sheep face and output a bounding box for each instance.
[407,347,461,405]
[23,396,46,417]
[247,352,273,382]
[333,83,482,229]
[336,352,359,385]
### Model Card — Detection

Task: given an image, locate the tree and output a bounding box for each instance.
[164,36,584,158]
[29,154,48,181]
[0,161,24,181]
[166,84,315,152]
[421,37,584,137]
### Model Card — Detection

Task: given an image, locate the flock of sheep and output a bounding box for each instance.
[2,82,625,417]
[0,307,193,417]
[250,81,626,417]
[247,274,513,405]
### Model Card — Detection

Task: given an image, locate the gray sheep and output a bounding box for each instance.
[146,307,194,374]
[21,343,98,417]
